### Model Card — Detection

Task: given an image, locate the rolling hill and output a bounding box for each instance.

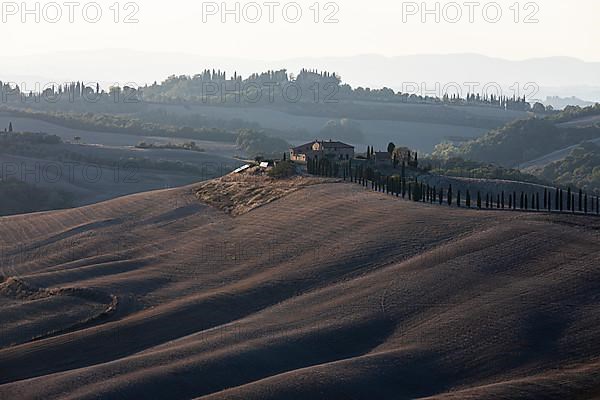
[1,175,599,399]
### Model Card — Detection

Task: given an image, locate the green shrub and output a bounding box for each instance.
[268,161,296,178]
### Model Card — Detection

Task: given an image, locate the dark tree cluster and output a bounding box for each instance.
[0,80,140,103]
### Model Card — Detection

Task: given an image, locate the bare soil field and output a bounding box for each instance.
[0,115,238,157]
[0,175,599,399]
[148,103,491,152]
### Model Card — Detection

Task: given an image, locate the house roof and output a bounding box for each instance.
[291,142,314,152]
[292,140,354,152]
[319,141,354,149]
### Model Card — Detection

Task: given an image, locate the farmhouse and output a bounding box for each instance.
[290,140,355,162]
[374,151,391,165]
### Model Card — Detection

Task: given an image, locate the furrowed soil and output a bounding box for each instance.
[1,174,599,399]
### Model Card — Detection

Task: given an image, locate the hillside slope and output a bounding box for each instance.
[0,177,599,399]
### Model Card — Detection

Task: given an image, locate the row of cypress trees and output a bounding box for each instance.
[307,158,600,215]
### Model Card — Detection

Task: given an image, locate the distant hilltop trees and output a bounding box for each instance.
[0,69,561,112]
[0,80,140,103]
[138,69,539,111]
[448,92,531,111]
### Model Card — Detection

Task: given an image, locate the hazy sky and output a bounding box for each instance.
[2,0,599,61]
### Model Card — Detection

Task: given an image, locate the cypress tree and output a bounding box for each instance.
[584,193,588,214]
[579,189,583,212]
[457,191,461,207]
[477,191,482,209]
[447,185,453,206]
[536,193,540,211]
[466,190,471,208]
[497,194,500,209]
[486,193,489,208]
[524,194,528,210]
[508,194,512,210]
[567,187,572,210]
[349,160,353,180]
[572,194,575,213]
[544,188,548,209]
[413,179,421,202]
[520,192,524,209]
[439,187,444,205]
[501,191,505,209]
[559,189,564,212]
[401,161,406,180]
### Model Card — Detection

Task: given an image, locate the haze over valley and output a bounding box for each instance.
[1,1,600,398]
